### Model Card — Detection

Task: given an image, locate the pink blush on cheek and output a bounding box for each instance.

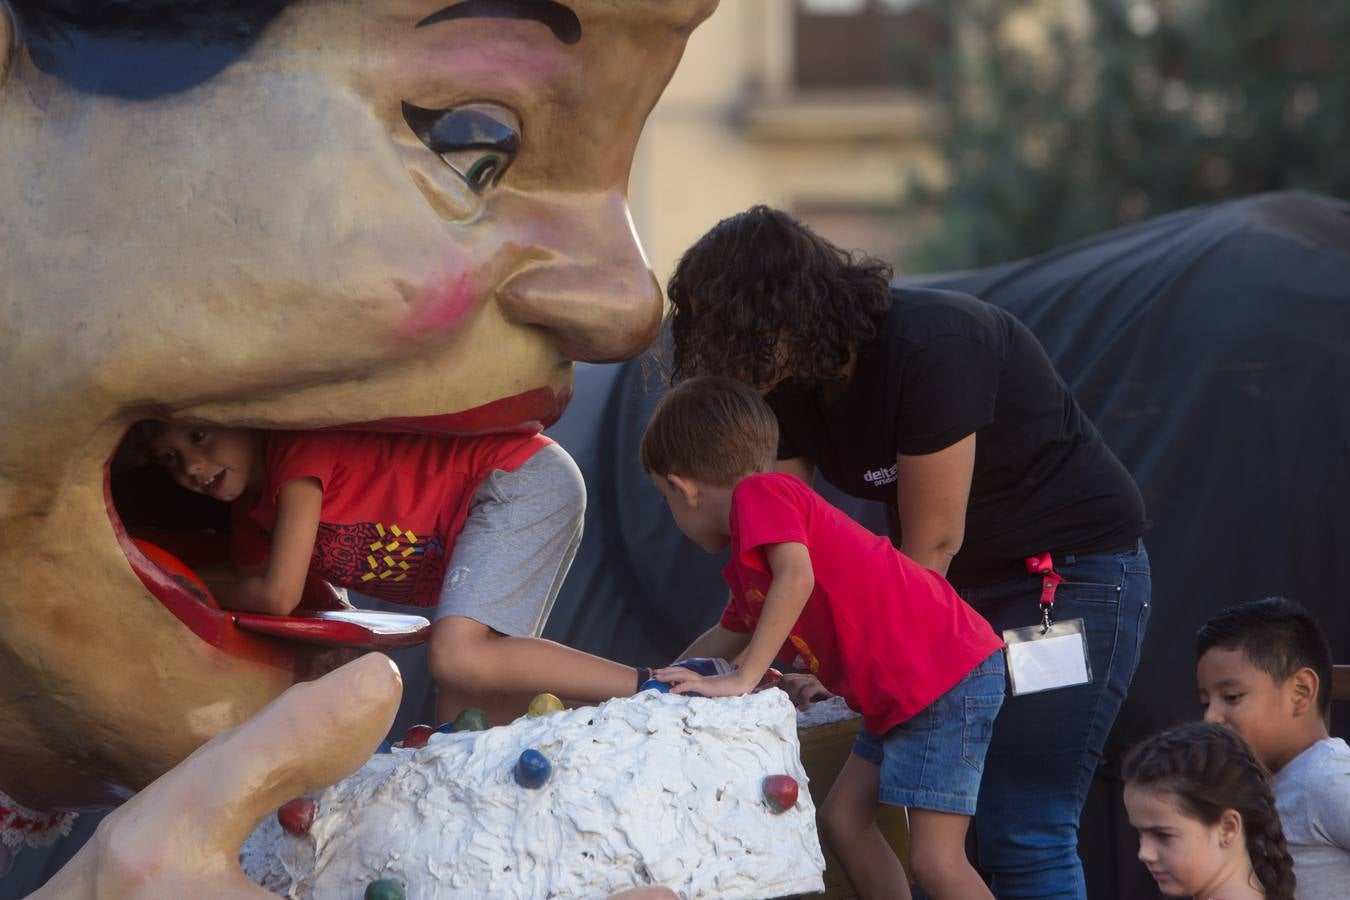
[399,271,479,341]
[397,42,566,89]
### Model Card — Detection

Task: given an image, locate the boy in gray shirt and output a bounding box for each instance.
[1270,734,1350,898]
[1195,597,1350,900]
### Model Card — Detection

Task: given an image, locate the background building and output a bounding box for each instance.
[630,0,949,279]
[632,0,1350,279]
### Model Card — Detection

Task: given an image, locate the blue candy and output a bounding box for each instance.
[639,678,671,693]
[435,721,455,734]
[514,748,552,789]
[375,740,393,754]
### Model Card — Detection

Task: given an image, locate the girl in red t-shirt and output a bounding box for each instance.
[138,421,643,724]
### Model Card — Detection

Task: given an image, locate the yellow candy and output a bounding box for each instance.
[526,693,565,717]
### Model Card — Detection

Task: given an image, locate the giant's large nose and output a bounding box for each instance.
[494,192,662,363]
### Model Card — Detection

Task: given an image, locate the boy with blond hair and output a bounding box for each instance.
[642,376,1005,900]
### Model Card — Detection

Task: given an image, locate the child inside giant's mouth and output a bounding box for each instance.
[107,420,374,669]
[112,421,236,590]
[107,414,647,730]
[100,394,578,658]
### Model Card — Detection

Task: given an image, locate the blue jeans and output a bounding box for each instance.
[853,650,1006,815]
[958,543,1152,900]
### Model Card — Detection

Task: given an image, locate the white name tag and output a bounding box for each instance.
[1002,618,1092,696]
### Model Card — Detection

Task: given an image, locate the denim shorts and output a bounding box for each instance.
[852,650,1006,816]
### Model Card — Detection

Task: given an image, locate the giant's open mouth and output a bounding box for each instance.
[109,448,235,642]
[105,389,570,670]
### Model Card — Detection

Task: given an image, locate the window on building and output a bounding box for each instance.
[794,0,948,90]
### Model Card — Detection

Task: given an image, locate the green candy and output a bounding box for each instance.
[364,879,406,900]
[453,707,488,732]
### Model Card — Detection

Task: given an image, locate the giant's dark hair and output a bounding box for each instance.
[7,0,291,39]
[1123,722,1296,900]
[1196,596,1334,715]
[666,205,893,389]
[7,0,294,96]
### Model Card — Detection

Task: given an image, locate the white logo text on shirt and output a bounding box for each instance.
[862,464,897,486]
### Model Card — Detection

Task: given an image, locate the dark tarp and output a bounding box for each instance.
[6,191,1348,898]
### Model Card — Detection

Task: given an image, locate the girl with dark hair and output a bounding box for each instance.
[667,206,1152,899]
[1123,722,1296,900]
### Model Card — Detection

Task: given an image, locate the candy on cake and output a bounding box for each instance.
[241,689,826,899]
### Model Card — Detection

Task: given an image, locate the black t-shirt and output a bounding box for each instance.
[767,287,1147,588]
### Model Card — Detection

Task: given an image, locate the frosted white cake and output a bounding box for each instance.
[793,695,859,731]
[242,690,826,899]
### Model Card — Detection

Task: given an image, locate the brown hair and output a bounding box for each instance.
[666,205,893,389]
[640,376,778,486]
[1123,722,1296,900]
[112,418,169,472]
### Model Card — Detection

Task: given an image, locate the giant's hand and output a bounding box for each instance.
[33,654,403,899]
[30,653,683,899]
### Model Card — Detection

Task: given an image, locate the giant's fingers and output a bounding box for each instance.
[110,653,401,859]
[33,654,402,899]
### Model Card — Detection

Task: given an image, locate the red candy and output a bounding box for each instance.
[762,774,799,813]
[278,797,317,836]
[403,724,435,749]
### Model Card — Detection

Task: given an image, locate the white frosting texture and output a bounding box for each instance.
[793,695,860,731]
[242,690,825,899]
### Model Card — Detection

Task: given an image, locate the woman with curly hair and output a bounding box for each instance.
[667,206,1151,899]
[1123,722,1296,900]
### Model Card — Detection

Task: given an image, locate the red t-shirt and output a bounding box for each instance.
[720,472,1004,734]
[232,431,550,608]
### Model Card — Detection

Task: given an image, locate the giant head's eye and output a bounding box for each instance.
[438,149,507,193]
[401,102,520,194]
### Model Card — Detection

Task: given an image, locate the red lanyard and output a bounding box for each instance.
[1025,552,1065,633]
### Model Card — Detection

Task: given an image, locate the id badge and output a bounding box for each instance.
[1002,618,1092,696]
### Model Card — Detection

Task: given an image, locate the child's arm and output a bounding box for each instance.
[430,616,642,709]
[656,541,813,697]
[676,623,753,663]
[211,478,322,616]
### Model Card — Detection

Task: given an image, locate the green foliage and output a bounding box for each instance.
[908,0,1350,272]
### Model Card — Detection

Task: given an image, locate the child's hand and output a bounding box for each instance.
[770,673,833,710]
[654,666,755,698]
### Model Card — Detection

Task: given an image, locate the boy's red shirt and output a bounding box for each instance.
[232,430,549,608]
[720,472,1004,734]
